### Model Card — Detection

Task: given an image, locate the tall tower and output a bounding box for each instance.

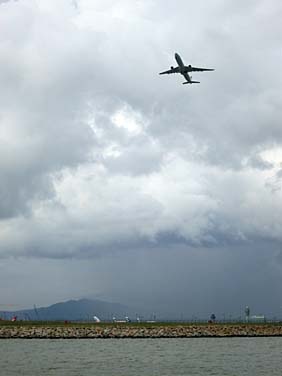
[245,306,250,323]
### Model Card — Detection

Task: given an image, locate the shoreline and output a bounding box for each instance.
[1,323,282,339]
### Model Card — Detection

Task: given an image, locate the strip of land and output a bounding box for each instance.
[1,323,282,338]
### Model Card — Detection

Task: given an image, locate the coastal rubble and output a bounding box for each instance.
[1,324,282,339]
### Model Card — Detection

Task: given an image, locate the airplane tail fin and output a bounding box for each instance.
[183,81,200,85]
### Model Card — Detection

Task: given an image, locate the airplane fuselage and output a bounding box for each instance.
[175,53,185,74]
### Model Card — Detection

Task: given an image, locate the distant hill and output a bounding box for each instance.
[0,299,139,321]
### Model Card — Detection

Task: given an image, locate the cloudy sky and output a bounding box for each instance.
[1,0,282,318]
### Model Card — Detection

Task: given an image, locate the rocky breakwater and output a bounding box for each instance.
[1,324,282,339]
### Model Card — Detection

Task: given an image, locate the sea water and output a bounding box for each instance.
[0,337,281,375]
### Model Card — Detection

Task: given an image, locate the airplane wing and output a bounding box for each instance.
[159,67,180,75]
[190,67,214,72]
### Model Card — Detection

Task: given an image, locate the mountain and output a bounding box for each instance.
[0,298,139,321]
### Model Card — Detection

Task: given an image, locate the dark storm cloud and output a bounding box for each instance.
[1,0,282,250]
[0,0,97,218]
[0,0,282,315]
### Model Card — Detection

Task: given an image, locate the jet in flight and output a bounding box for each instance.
[159,53,214,85]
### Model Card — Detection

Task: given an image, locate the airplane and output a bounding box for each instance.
[159,52,214,85]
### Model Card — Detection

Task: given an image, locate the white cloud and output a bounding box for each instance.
[1,0,282,313]
[1,0,282,249]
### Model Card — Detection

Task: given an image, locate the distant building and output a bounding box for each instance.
[250,315,266,323]
[245,306,250,322]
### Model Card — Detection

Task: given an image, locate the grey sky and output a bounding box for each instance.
[0,0,282,318]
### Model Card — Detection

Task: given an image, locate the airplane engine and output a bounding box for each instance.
[171,66,174,70]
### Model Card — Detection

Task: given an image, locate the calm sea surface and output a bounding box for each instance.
[0,337,281,375]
